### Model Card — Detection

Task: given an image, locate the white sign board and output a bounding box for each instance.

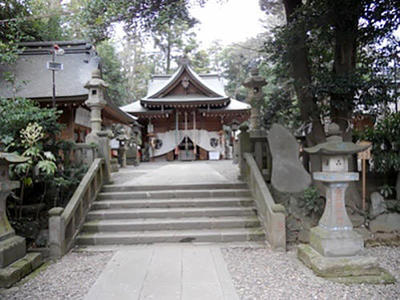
[209,151,220,160]
[74,107,91,128]
[47,61,63,71]
[357,141,372,160]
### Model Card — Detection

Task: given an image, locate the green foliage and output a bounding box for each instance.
[0,98,62,151]
[299,187,324,217]
[65,0,197,43]
[151,18,198,73]
[357,112,400,174]
[259,0,400,134]
[0,0,67,43]
[96,41,130,106]
[379,184,395,199]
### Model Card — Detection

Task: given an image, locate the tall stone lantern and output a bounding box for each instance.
[0,153,42,287]
[298,123,394,284]
[84,69,108,145]
[243,67,269,173]
[243,67,267,132]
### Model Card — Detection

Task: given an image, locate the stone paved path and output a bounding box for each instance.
[111,160,241,186]
[84,246,239,300]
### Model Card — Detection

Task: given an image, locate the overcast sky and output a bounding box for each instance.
[189,0,266,48]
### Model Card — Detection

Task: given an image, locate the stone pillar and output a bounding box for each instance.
[238,124,251,180]
[84,69,108,145]
[97,131,112,184]
[48,207,65,258]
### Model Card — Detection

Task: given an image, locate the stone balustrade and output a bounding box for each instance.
[72,143,98,165]
[48,158,106,258]
[242,153,286,251]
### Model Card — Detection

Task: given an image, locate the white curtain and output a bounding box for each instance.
[151,129,223,157]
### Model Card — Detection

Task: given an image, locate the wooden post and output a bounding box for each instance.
[357,141,372,212]
[362,158,366,211]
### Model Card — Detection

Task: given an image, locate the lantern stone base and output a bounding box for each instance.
[310,226,364,257]
[0,235,26,268]
[0,235,43,288]
[298,244,395,284]
[0,252,42,288]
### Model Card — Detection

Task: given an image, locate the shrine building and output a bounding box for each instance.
[0,40,135,142]
[121,59,251,161]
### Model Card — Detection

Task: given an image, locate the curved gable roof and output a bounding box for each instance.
[145,64,226,100]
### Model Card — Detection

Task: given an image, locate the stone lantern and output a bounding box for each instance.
[242,67,267,132]
[243,67,269,172]
[0,153,42,287]
[298,123,394,284]
[84,69,108,145]
[116,132,129,168]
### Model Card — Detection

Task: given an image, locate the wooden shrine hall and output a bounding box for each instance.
[121,58,251,161]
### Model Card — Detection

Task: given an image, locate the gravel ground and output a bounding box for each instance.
[0,251,113,300]
[222,246,400,300]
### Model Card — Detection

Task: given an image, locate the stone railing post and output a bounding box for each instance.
[97,131,112,184]
[48,207,65,258]
[238,124,251,180]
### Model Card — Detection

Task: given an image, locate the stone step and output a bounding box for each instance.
[86,207,257,220]
[102,183,248,193]
[97,189,251,201]
[91,198,254,210]
[76,228,265,245]
[82,216,261,232]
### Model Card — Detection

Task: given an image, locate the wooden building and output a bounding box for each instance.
[121,59,250,161]
[0,40,135,141]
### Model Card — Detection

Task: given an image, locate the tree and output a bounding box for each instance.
[96,41,130,106]
[358,112,400,201]
[260,0,400,144]
[150,18,197,73]
[119,37,155,101]
[0,0,67,43]
[65,0,198,44]
[219,37,266,101]
[259,0,399,209]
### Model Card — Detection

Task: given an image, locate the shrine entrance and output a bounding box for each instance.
[177,136,196,161]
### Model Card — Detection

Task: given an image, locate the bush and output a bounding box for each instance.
[299,187,325,217]
[0,97,62,151]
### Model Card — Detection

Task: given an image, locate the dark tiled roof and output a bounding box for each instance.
[0,41,99,99]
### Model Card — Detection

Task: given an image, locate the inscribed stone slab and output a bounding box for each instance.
[267,124,311,193]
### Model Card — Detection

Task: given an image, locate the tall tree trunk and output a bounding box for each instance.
[282,0,326,172]
[329,2,363,209]
[330,2,361,138]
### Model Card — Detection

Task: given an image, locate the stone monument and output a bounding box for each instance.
[297,123,395,284]
[0,153,42,287]
[268,124,311,193]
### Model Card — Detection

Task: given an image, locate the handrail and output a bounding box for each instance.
[243,153,286,250]
[49,158,106,258]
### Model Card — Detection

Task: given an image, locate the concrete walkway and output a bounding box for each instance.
[84,246,239,300]
[111,160,241,186]
[85,161,242,299]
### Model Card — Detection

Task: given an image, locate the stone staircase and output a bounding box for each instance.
[76,183,265,245]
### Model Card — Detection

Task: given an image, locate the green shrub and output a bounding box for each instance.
[299,187,325,217]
